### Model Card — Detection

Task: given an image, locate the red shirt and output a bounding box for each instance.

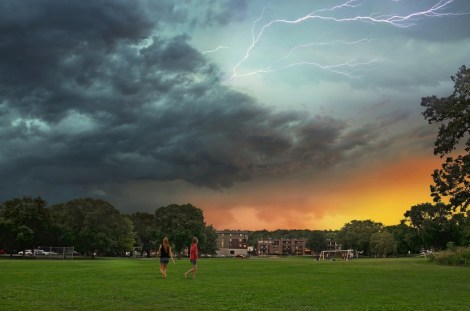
[190,243,198,260]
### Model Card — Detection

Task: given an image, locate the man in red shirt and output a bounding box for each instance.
[184,237,198,279]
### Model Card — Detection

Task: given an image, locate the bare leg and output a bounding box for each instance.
[160,263,167,278]
[184,265,197,279]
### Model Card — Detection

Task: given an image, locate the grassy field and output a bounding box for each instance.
[1,256,469,310]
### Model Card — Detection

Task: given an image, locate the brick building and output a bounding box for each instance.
[257,238,307,256]
[216,230,249,257]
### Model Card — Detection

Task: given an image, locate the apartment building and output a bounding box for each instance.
[257,238,307,256]
[216,230,249,257]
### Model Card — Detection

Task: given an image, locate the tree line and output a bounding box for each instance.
[1,195,469,258]
[336,203,470,257]
[246,205,470,258]
[0,197,218,258]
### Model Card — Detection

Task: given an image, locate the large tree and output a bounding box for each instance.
[337,220,383,256]
[0,216,15,254]
[403,202,453,250]
[370,231,397,257]
[200,225,219,255]
[307,230,328,254]
[49,198,135,257]
[154,204,206,254]
[129,212,157,257]
[385,223,420,255]
[421,65,470,212]
[448,212,470,247]
[115,216,136,256]
[0,196,49,254]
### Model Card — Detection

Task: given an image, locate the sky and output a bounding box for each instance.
[1,0,469,231]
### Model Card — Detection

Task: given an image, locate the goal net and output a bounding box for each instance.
[319,249,354,261]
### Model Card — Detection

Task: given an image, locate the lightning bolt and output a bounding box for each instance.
[202,46,229,54]
[222,0,467,82]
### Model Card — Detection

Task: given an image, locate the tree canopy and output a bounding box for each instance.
[421,65,470,212]
[129,212,157,257]
[49,198,136,257]
[154,203,217,255]
[336,220,383,256]
[0,197,217,257]
[370,231,397,257]
[0,197,49,254]
[306,230,328,253]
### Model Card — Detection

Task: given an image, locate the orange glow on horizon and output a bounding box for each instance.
[200,156,442,231]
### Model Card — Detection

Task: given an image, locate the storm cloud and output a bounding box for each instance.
[0,0,365,203]
[1,0,468,230]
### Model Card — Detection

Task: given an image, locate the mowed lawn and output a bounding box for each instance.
[1,256,469,310]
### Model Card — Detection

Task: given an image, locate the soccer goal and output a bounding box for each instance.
[319,249,354,261]
[36,246,75,259]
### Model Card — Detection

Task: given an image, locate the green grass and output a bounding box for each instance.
[1,256,469,310]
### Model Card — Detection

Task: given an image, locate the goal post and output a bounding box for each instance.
[319,249,354,261]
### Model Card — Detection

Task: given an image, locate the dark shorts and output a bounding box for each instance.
[190,259,197,265]
[160,257,169,264]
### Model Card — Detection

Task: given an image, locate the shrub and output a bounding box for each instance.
[429,247,470,266]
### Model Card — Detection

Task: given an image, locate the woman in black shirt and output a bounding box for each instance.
[157,237,175,278]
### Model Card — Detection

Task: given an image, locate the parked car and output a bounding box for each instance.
[18,249,33,256]
[34,249,46,256]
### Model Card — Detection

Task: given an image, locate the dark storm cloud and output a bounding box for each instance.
[202,0,248,26]
[0,0,161,122]
[0,0,362,202]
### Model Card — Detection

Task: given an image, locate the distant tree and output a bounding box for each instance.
[154,204,206,254]
[447,212,470,247]
[0,216,16,255]
[277,229,311,240]
[115,216,136,256]
[291,229,314,240]
[403,202,453,250]
[271,229,291,239]
[421,65,470,212]
[370,231,397,257]
[463,211,470,246]
[129,212,157,257]
[0,196,49,253]
[307,230,328,254]
[385,223,420,255]
[337,220,383,256]
[80,199,135,257]
[247,229,270,246]
[50,198,135,258]
[325,231,338,240]
[200,225,219,255]
[15,225,35,254]
[48,201,85,248]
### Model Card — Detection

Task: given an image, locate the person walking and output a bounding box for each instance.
[184,237,198,279]
[157,237,175,279]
